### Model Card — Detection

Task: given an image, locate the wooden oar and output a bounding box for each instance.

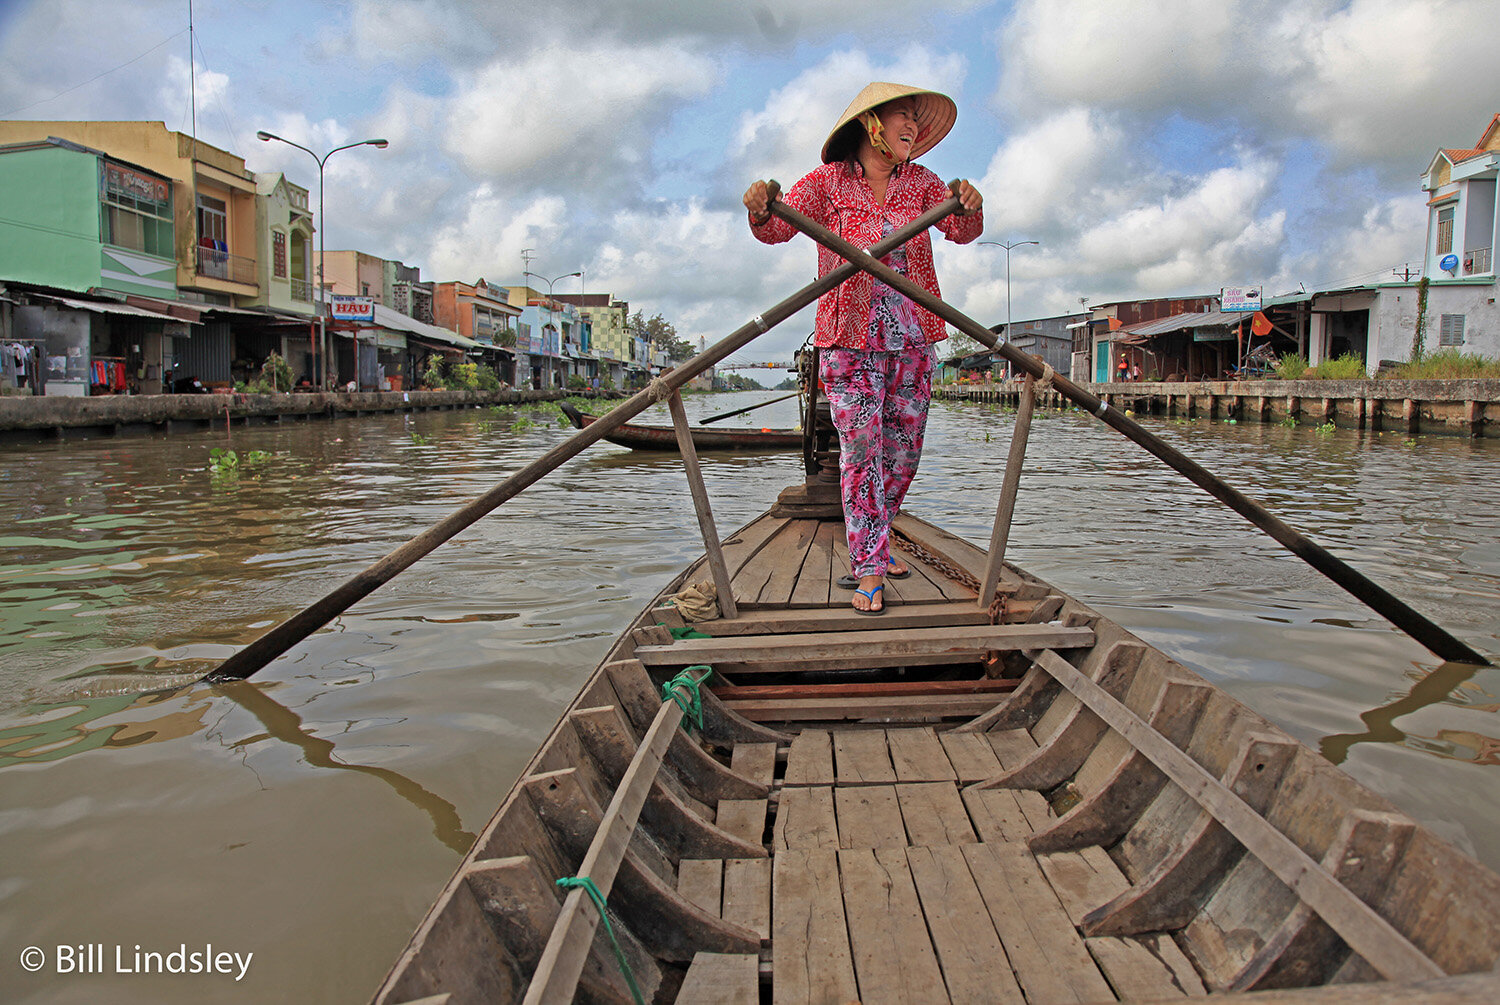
[200,191,966,683]
[698,390,800,424]
[764,186,1488,666]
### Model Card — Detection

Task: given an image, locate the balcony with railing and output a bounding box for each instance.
[1464,247,1493,275]
[290,277,313,302]
[196,245,258,287]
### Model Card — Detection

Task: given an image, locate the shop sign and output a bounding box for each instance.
[103,163,169,206]
[330,295,375,321]
[1221,287,1262,312]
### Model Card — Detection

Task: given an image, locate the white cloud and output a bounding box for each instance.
[425,187,569,281]
[997,0,1500,172]
[440,42,718,186]
[729,47,969,187]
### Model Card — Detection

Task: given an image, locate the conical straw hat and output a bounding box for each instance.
[821,81,957,164]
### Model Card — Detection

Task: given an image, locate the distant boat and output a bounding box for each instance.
[559,401,801,452]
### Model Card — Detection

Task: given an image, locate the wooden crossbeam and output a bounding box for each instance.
[692,601,993,636]
[635,624,1095,666]
[1021,649,1444,983]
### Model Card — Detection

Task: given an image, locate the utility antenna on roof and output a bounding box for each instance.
[521,248,535,283]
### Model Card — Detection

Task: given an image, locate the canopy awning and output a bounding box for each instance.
[39,294,200,325]
[372,303,480,350]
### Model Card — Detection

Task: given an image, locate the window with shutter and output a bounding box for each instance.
[1439,314,1465,347]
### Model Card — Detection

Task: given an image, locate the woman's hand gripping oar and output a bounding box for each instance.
[198,186,963,685]
[763,189,1488,666]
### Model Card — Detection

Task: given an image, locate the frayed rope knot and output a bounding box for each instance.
[646,378,673,403]
[1035,364,1056,391]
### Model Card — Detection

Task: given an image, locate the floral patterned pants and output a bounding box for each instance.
[820,346,936,578]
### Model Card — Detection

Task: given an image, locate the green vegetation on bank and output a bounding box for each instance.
[1271,349,1500,381]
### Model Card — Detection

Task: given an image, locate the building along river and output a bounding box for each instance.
[1,390,1497,1003]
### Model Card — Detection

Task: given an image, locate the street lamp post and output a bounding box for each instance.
[524,270,581,388]
[255,130,388,390]
[980,239,1038,378]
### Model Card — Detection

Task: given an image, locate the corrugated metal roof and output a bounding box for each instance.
[38,294,200,324]
[373,303,481,350]
[1117,310,1246,339]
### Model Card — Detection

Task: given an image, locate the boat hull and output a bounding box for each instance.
[559,401,800,451]
[374,508,1500,1004]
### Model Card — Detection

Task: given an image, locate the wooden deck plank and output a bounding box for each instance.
[733,519,802,607]
[887,549,949,604]
[753,519,821,606]
[961,787,1036,843]
[783,730,834,787]
[721,514,790,577]
[988,727,1041,769]
[887,728,959,782]
[729,742,777,789]
[832,729,897,785]
[896,782,977,846]
[772,848,859,1005]
[788,520,837,609]
[722,857,771,940]
[834,785,907,849]
[678,952,761,1005]
[938,730,1004,783]
[962,841,1116,1004]
[840,847,952,1005]
[1037,846,1133,928]
[636,624,1095,666]
[678,858,724,918]
[773,786,839,850]
[1086,935,1207,999]
[716,799,769,848]
[906,844,1026,1005]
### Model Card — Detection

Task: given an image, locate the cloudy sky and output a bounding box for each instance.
[2,0,1496,365]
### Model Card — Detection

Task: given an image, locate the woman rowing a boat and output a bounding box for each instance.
[743,81,984,614]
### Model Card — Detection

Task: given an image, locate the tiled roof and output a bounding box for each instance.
[1444,147,1486,164]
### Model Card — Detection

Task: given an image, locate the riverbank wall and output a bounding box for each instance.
[938,378,1500,438]
[0,387,617,445]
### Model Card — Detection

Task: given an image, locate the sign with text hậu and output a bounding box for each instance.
[330,295,375,321]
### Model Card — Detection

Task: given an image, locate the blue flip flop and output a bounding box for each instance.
[838,561,909,589]
[853,584,885,615]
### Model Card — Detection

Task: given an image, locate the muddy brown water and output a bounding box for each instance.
[2,391,1497,1003]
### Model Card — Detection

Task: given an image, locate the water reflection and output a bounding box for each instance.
[1321,661,1500,765]
[215,681,476,855]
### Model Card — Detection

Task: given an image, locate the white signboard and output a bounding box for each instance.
[1221,287,1262,312]
[330,295,375,321]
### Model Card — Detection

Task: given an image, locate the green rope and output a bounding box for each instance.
[664,624,711,640]
[661,665,713,732]
[554,875,645,1005]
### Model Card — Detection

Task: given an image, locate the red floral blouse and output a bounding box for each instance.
[750,161,983,350]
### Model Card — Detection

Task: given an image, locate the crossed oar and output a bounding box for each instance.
[202,181,1485,684]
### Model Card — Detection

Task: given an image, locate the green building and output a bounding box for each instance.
[0,137,177,299]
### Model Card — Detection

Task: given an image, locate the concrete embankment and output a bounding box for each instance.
[938,378,1500,438]
[0,388,612,444]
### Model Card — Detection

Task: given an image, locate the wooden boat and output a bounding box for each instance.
[373,498,1500,1003]
[559,401,802,452]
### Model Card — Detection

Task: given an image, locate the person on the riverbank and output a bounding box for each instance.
[743,81,984,613]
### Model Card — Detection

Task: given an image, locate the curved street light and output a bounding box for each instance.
[524,270,582,386]
[979,239,1039,343]
[256,130,388,390]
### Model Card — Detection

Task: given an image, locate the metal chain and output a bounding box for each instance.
[891,528,1007,624]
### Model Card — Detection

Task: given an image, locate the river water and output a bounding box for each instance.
[1,390,1497,1003]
